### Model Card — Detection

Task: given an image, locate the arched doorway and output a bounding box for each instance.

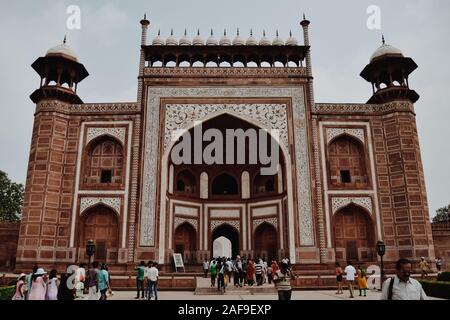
[212,224,239,259]
[174,223,197,263]
[333,205,375,262]
[79,205,119,263]
[254,223,278,261]
[213,236,232,259]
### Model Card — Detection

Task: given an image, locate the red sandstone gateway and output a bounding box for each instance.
[13,15,435,281]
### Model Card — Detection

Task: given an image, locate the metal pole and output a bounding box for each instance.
[380,255,384,291]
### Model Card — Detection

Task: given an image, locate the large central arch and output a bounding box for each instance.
[212,224,240,259]
[159,106,296,265]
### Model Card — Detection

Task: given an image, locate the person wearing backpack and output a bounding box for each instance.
[381,258,427,300]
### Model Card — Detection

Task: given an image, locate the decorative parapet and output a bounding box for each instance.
[36,101,139,114]
[144,67,308,78]
[314,101,414,114]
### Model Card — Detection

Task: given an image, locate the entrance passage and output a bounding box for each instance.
[213,237,232,259]
[212,224,239,259]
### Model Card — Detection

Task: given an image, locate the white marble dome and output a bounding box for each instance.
[46,43,78,61]
[193,30,205,46]
[179,29,191,46]
[259,31,271,46]
[232,29,245,46]
[272,31,284,46]
[370,43,403,62]
[206,30,218,46]
[219,30,231,46]
[152,30,165,46]
[285,31,298,46]
[246,30,258,46]
[166,30,178,46]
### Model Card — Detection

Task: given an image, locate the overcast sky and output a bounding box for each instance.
[0,0,449,218]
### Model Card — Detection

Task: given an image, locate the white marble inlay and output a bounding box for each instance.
[210,220,240,232]
[252,206,278,217]
[86,127,126,146]
[141,87,313,248]
[253,217,278,232]
[326,128,365,144]
[174,206,198,217]
[79,197,121,215]
[174,217,198,231]
[331,197,373,215]
[210,209,240,219]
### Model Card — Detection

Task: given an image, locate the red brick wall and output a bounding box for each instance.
[372,110,434,261]
[16,105,79,267]
[0,222,20,270]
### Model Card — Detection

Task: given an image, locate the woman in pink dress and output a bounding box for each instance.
[28,268,47,300]
[12,273,26,300]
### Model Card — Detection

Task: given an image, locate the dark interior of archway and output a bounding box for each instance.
[212,173,238,195]
[212,224,239,258]
[170,114,285,170]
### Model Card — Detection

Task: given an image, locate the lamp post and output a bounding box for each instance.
[376,240,386,291]
[86,240,96,270]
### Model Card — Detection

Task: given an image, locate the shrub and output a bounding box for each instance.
[0,286,15,300]
[437,272,450,282]
[419,280,450,300]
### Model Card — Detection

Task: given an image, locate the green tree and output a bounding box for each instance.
[0,170,24,222]
[433,205,450,223]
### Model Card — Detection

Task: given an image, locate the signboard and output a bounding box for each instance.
[173,253,185,272]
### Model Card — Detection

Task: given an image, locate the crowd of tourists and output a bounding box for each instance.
[202,256,294,300]
[11,262,112,300]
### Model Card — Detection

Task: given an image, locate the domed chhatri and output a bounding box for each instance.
[152,29,165,46]
[272,30,284,46]
[285,30,298,46]
[46,37,79,61]
[219,29,231,46]
[193,29,205,46]
[232,28,245,46]
[259,30,271,46]
[179,29,192,46]
[166,29,178,46]
[206,29,218,46]
[370,36,403,62]
[246,29,258,46]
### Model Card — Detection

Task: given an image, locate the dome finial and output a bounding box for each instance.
[382,35,385,45]
[237,28,240,36]
[290,30,293,37]
[63,35,67,44]
[250,29,253,37]
[144,13,147,20]
[276,30,279,37]
[158,29,161,36]
[303,13,306,20]
[211,28,213,36]
[197,28,200,36]
[184,28,187,36]
[171,28,174,36]
[263,30,266,37]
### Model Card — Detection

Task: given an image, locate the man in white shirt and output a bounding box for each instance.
[146,261,159,300]
[381,258,427,300]
[344,261,357,298]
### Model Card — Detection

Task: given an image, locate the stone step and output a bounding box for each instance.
[195,286,277,295]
